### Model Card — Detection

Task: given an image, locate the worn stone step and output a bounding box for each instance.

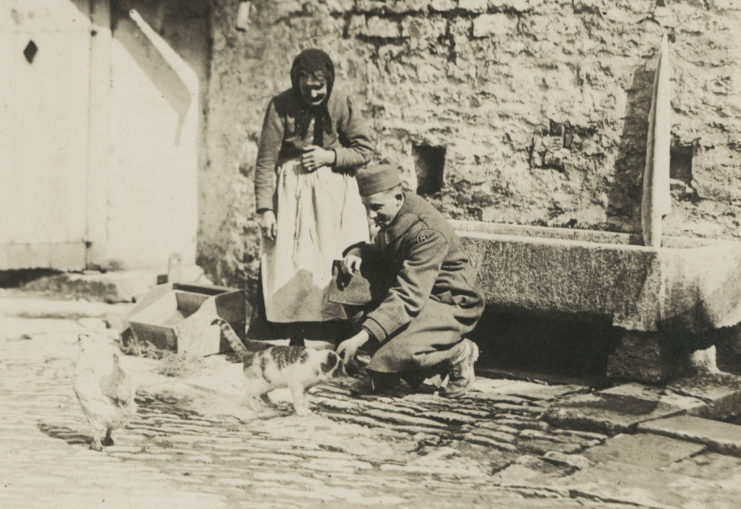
[544,383,706,435]
[637,415,741,457]
[665,373,741,421]
[582,433,705,468]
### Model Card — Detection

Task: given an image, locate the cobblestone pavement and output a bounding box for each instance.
[1,311,740,508]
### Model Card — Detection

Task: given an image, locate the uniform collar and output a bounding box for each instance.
[380,193,416,246]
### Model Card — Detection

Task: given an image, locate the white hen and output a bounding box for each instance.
[74,334,137,451]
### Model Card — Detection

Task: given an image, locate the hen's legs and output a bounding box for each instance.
[102,428,114,446]
[90,431,103,451]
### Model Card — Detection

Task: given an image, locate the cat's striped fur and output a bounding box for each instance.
[211,318,345,415]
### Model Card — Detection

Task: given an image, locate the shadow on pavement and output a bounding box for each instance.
[37,422,90,447]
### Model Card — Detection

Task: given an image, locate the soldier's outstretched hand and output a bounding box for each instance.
[337,330,370,370]
[342,247,362,274]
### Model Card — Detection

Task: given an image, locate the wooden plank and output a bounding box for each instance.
[641,34,672,248]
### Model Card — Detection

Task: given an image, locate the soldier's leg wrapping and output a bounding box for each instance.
[368,299,472,374]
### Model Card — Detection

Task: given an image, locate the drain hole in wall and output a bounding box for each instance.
[413,145,446,195]
[23,40,38,63]
[670,144,693,185]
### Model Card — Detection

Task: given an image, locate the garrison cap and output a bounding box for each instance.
[356,164,402,196]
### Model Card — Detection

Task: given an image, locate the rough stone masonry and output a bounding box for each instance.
[199,0,740,290]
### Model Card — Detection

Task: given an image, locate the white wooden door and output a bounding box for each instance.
[0,1,92,270]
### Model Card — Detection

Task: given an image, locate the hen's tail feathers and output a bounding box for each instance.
[211,318,249,356]
[107,353,135,406]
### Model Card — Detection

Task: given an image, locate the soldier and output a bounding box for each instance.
[336,164,485,397]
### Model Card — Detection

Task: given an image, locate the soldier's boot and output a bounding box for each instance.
[399,372,421,390]
[402,365,446,391]
[370,371,401,394]
[351,370,401,396]
[440,339,479,398]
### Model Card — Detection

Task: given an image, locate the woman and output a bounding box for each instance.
[252,48,373,344]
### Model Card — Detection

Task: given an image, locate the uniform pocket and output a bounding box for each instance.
[452,294,469,307]
[434,291,455,306]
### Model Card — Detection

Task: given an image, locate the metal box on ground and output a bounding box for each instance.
[127,283,248,357]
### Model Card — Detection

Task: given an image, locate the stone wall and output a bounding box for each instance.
[201,0,741,289]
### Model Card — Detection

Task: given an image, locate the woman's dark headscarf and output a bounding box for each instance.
[290,49,335,144]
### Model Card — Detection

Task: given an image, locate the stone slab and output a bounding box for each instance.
[476,366,605,388]
[637,415,741,457]
[600,383,705,410]
[544,383,705,435]
[666,373,741,420]
[0,295,132,321]
[582,433,705,469]
[20,270,159,303]
[557,459,741,509]
[474,378,587,401]
[663,451,741,482]
[19,266,211,303]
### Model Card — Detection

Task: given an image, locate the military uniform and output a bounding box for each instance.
[353,193,485,374]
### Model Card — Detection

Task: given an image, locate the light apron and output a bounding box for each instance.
[260,159,369,323]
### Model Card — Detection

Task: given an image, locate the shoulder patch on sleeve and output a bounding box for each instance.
[414,228,440,246]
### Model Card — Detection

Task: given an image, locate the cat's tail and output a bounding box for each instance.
[211,318,249,356]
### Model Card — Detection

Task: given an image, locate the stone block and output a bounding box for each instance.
[355,0,385,12]
[637,415,741,457]
[235,1,251,32]
[472,13,517,37]
[458,0,488,12]
[489,0,544,12]
[357,0,429,13]
[606,331,688,383]
[572,0,607,13]
[390,0,431,12]
[363,16,401,38]
[401,17,448,39]
[347,14,366,37]
[266,0,303,20]
[430,0,457,11]
[325,0,356,12]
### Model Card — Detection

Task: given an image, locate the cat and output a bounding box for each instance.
[211,318,346,415]
[74,334,137,451]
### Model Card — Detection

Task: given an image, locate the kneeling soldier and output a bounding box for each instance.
[336,164,485,397]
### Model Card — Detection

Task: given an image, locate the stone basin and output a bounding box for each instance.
[453,220,741,335]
